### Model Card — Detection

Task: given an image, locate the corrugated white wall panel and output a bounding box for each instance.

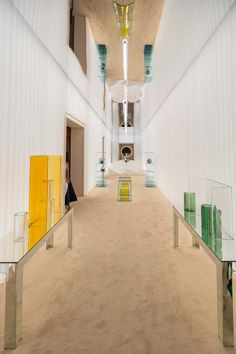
[0,0,111,240]
[141,1,236,252]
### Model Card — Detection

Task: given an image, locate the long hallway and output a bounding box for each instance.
[0,175,231,354]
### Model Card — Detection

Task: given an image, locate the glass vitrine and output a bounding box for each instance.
[177,177,234,261]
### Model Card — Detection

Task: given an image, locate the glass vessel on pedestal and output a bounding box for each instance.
[144,152,156,187]
[118,176,132,201]
[96,152,107,187]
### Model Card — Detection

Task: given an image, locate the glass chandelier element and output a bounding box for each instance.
[114,2,134,39]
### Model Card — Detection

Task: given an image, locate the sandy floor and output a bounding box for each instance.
[0,175,235,354]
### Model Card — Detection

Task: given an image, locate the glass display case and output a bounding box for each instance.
[118,176,132,201]
[96,152,107,187]
[144,152,156,187]
[177,177,234,261]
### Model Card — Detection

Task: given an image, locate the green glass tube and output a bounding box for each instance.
[201,204,212,246]
[184,210,196,228]
[184,192,196,212]
[213,206,222,259]
[184,192,196,228]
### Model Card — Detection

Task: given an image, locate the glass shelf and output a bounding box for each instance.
[175,177,234,261]
[0,211,64,264]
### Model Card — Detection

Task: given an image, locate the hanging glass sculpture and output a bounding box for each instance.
[97,44,107,82]
[144,45,153,83]
[114,2,134,39]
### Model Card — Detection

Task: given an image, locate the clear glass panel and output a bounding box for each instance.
[14,211,28,242]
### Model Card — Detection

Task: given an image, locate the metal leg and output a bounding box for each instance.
[68,210,73,249]
[173,210,179,248]
[46,233,54,249]
[4,264,23,350]
[233,270,236,345]
[216,262,234,347]
[192,236,200,248]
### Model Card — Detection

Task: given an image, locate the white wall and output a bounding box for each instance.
[141,0,236,253]
[66,19,112,193]
[0,0,111,240]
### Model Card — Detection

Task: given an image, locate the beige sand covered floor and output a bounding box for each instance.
[0,175,234,354]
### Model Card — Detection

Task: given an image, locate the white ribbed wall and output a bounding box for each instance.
[141,0,236,248]
[0,0,111,239]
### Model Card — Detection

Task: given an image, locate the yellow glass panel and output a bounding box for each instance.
[120,189,129,195]
[28,156,48,249]
[120,195,129,201]
[120,182,129,188]
[48,156,62,224]
[28,155,62,249]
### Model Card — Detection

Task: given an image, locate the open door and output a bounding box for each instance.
[66,116,85,198]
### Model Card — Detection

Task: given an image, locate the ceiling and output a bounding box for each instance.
[74,0,164,84]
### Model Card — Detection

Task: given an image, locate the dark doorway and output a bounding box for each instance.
[66,118,85,197]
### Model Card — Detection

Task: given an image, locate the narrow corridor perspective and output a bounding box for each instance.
[0,175,232,354]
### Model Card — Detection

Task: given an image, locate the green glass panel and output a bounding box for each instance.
[201,204,212,246]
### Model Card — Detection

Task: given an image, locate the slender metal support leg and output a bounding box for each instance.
[4,264,23,350]
[192,236,200,248]
[173,210,179,248]
[68,210,73,249]
[216,262,234,347]
[233,270,236,345]
[46,233,54,249]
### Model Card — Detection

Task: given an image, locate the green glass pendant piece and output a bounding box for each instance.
[201,204,212,246]
[184,192,196,228]
[213,205,222,259]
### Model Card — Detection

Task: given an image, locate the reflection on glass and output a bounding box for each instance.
[184,192,196,228]
[213,206,222,258]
